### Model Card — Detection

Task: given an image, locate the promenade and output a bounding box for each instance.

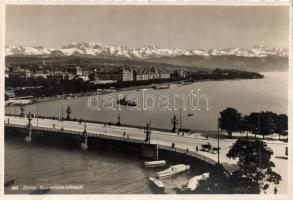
[4,115,288,194]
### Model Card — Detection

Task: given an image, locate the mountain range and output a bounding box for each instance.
[6,42,288,58]
[6,42,289,72]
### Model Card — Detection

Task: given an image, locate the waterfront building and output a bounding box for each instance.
[122,68,134,81]
[9,67,32,79]
[159,69,171,79]
[134,69,149,81]
[95,67,133,82]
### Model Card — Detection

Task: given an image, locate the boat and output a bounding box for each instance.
[183,172,210,191]
[152,84,170,90]
[117,96,137,107]
[144,160,166,168]
[149,177,165,192]
[80,142,88,150]
[4,179,15,187]
[187,113,194,117]
[178,80,194,86]
[156,164,190,178]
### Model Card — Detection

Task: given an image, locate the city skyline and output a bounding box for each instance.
[6,5,289,49]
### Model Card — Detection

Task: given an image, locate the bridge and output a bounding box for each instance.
[4,115,236,169]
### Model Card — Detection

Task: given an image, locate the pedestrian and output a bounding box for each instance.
[274,187,278,194]
[123,132,126,137]
[196,146,198,152]
[171,143,175,149]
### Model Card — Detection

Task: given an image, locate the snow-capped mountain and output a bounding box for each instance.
[6,42,288,58]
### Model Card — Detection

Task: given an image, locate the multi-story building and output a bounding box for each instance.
[9,67,32,79]
[159,69,171,79]
[134,69,149,81]
[95,67,133,82]
[122,69,134,81]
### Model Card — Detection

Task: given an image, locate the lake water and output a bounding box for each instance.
[5,136,196,194]
[5,72,288,131]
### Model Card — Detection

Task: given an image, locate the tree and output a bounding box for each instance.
[227,139,281,193]
[274,114,288,140]
[246,112,277,139]
[220,107,241,137]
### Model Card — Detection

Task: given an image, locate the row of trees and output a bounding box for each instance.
[220,107,288,139]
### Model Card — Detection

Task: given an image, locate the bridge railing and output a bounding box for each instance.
[5,114,216,134]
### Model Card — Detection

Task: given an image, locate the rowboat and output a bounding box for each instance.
[4,179,15,187]
[156,164,190,178]
[149,177,165,192]
[144,160,166,168]
[183,172,210,191]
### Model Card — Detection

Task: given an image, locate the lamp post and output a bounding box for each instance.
[144,123,151,143]
[217,117,220,164]
[36,102,39,127]
[171,115,178,133]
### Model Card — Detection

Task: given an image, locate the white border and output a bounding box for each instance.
[0,1,292,200]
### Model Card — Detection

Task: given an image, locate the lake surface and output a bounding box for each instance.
[5,137,195,194]
[6,72,288,131]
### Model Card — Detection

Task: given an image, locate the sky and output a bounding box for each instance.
[6,5,289,49]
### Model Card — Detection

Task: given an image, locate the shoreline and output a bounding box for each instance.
[5,76,263,106]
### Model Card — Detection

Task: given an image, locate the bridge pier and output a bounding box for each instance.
[80,124,88,150]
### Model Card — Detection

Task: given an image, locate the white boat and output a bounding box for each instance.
[184,172,210,191]
[144,160,166,168]
[80,143,88,150]
[149,177,165,191]
[152,84,170,90]
[156,164,190,178]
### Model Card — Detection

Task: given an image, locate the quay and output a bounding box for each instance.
[4,115,222,173]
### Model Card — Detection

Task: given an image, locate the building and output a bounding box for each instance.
[159,69,171,79]
[95,67,133,82]
[134,69,149,81]
[66,66,83,76]
[122,69,134,81]
[9,67,32,79]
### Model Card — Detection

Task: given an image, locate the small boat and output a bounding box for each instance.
[144,160,166,168]
[187,113,194,117]
[4,179,15,187]
[152,84,170,90]
[183,172,210,191]
[149,177,165,192]
[156,164,190,178]
[117,96,137,107]
[80,142,88,150]
[178,80,194,86]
